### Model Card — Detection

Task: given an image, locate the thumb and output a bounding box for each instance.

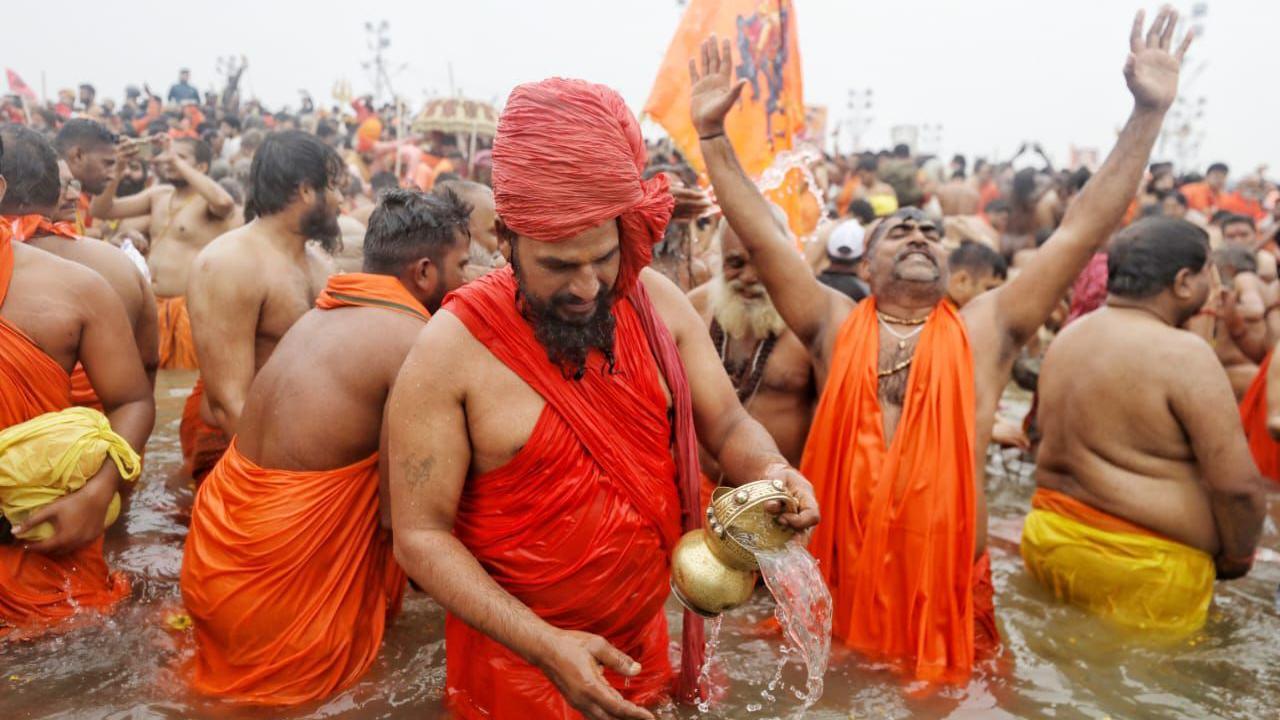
[591,638,641,677]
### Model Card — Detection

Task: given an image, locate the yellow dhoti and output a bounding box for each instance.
[1021,488,1214,635]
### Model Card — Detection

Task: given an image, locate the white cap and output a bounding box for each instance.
[827,221,865,260]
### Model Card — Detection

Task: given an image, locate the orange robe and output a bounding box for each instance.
[800,299,998,684]
[179,273,423,704]
[441,268,705,718]
[0,234,130,638]
[180,378,230,482]
[156,295,199,370]
[1240,352,1280,485]
[0,217,106,412]
[1179,181,1219,214]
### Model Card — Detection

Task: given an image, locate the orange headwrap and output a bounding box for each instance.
[492,78,673,296]
[356,117,383,154]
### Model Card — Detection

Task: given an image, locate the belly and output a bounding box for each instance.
[148,239,200,297]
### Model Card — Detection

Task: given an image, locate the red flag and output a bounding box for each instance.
[5,69,37,103]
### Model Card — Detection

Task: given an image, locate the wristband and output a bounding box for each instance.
[698,131,725,141]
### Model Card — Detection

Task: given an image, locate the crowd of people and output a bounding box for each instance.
[0,6,1276,719]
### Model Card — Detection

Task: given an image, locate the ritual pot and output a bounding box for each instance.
[670,479,798,617]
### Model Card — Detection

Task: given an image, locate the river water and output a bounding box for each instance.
[3,376,1278,719]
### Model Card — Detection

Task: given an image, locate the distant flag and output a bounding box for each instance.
[645,0,819,239]
[5,69,38,102]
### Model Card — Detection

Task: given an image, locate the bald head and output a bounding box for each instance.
[0,124,60,216]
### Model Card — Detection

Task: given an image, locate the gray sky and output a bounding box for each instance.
[8,0,1276,175]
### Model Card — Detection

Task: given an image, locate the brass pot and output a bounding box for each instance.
[671,479,798,617]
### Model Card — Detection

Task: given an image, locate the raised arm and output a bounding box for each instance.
[186,247,262,435]
[155,138,236,219]
[991,8,1191,346]
[387,315,653,720]
[1171,339,1266,579]
[90,142,156,220]
[1226,272,1269,363]
[16,269,155,554]
[642,269,819,529]
[692,36,851,351]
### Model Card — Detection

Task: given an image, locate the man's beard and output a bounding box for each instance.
[511,245,616,380]
[710,275,786,340]
[301,197,340,253]
[117,176,146,197]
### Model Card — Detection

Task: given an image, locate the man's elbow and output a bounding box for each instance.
[209,197,236,219]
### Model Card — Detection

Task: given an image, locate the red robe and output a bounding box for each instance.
[441,268,704,718]
[0,233,130,638]
[1240,352,1280,484]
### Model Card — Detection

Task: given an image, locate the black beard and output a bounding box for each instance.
[511,246,616,381]
[117,177,146,197]
[301,197,340,253]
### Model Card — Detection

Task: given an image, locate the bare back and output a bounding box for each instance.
[147,186,242,297]
[187,220,333,432]
[1035,308,1226,552]
[936,180,980,217]
[25,235,159,376]
[236,306,425,471]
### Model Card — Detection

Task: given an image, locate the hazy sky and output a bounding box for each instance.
[7,0,1276,175]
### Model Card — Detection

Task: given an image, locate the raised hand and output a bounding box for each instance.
[688,35,746,139]
[1126,6,1194,112]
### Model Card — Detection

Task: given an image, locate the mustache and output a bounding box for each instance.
[893,244,938,266]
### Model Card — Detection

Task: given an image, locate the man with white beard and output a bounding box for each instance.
[688,215,816,481]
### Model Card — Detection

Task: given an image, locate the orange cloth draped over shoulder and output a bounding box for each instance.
[1240,352,1280,485]
[180,378,230,483]
[179,273,423,705]
[800,299,998,684]
[0,235,130,638]
[442,267,705,718]
[1,215,105,411]
[156,295,198,370]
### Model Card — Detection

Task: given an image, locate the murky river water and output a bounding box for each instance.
[3,376,1278,719]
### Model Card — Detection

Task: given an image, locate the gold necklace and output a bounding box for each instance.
[877,356,913,378]
[876,310,928,326]
[878,314,925,350]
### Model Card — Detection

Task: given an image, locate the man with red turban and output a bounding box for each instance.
[387,77,820,719]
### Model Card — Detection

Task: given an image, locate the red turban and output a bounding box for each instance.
[493,78,673,296]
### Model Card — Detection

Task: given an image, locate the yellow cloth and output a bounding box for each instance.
[0,407,141,541]
[868,193,899,217]
[1021,506,1215,635]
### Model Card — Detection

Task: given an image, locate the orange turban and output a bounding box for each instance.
[492,78,673,296]
[356,117,383,153]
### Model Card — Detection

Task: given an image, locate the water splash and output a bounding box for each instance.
[754,538,832,714]
[695,615,724,714]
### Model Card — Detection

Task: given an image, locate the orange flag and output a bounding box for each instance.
[645,0,816,239]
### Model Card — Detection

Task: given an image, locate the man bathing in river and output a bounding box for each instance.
[1029,217,1266,633]
[181,189,473,705]
[91,134,238,370]
[693,7,1190,681]
[387,77,818,719]
[182,131,343,481]
[688,214,816,486]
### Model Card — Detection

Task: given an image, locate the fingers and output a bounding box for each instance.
[1159,7,1178,49]
[720,37,734,77]
[12,505,55,538]
[1144,7,1165,48]
[688,58,700,85]
[589,637,641,677]
[1176,26,1195,61]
